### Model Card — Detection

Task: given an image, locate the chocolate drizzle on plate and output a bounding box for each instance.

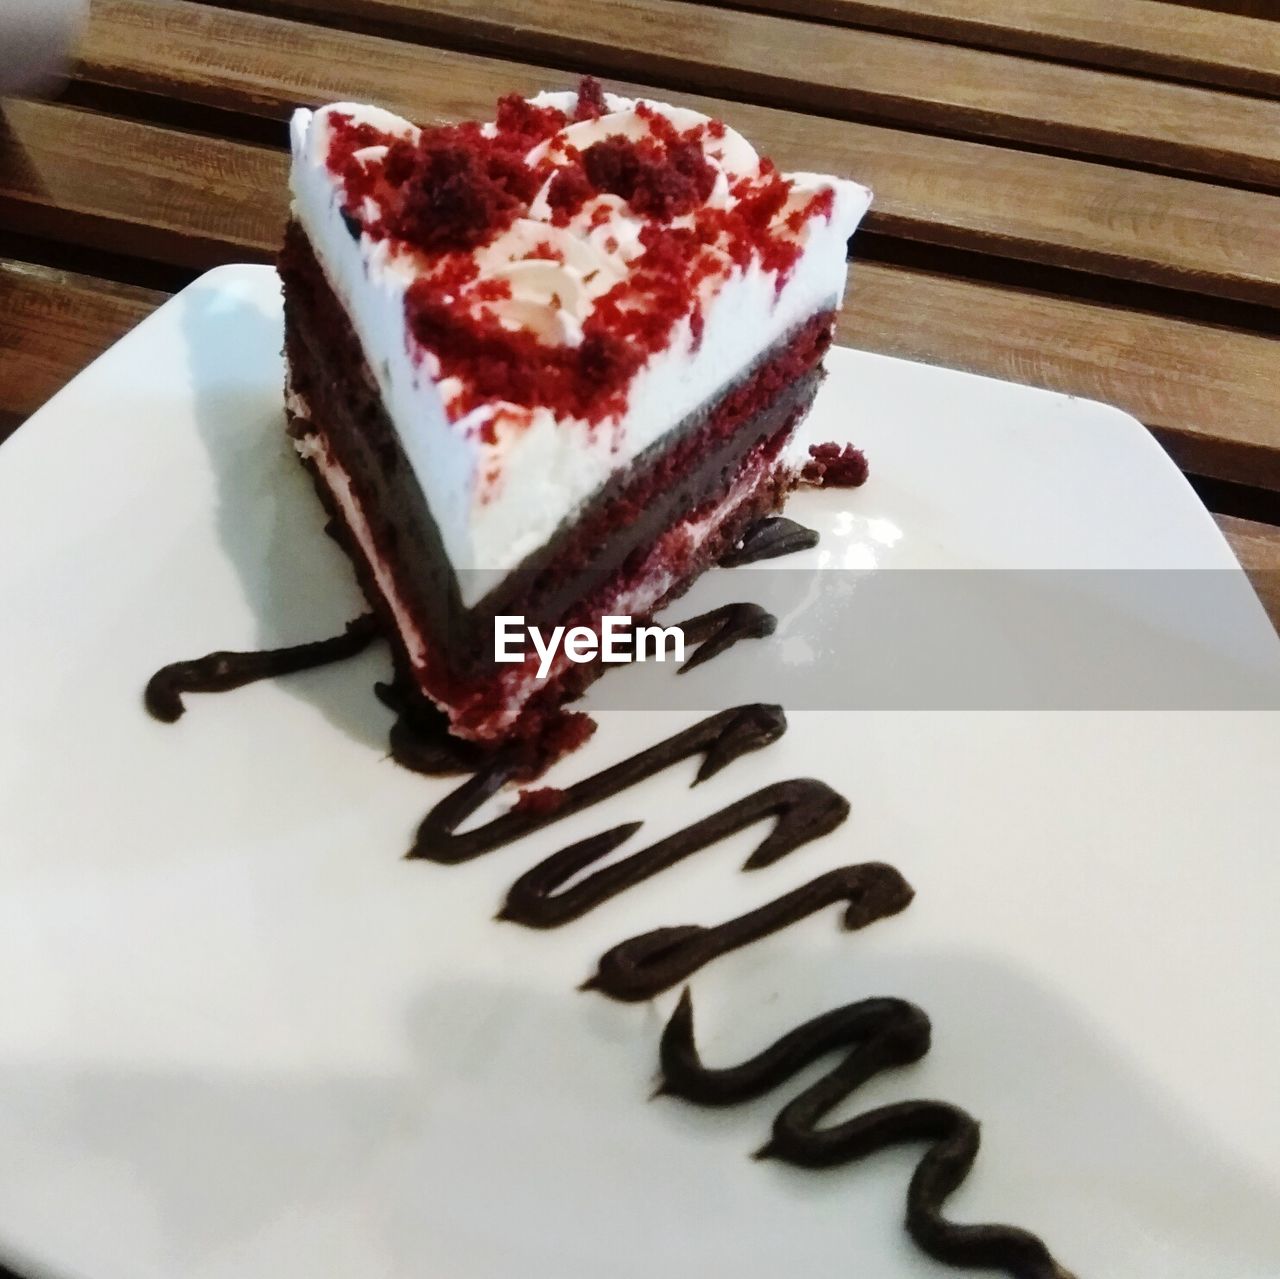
[676,603,777,673]
[719,515,820,567]
[144,503,1073,1276]
[658,991,1076,1279]
[581,863,913,1001]
[143,614,379,722]
[499,778,849,928]
[411,703,787,863]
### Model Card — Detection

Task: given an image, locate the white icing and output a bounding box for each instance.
[288,93,870,606]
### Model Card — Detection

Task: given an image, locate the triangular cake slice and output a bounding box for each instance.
[280,79,871,750]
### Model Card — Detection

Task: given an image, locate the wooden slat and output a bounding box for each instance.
[2,104,1276,490]
[210,0,1280,189]
[0,99,281,269]
[77,0,1280,308]
[0,259,164,442]
[710,0,1280,98]
[1162,1,1279,20]
[839,261,1280,492]
[1216,515,1280,632]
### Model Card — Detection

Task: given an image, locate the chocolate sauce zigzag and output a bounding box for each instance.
[676,603,777,674]
[657,991,1076,1279]
[581,863,913,1002]
[144,614,380,723]
[719,516,820,567]
[410,703,787,863]
[498,778,849,928]
[145,560,1077,1275]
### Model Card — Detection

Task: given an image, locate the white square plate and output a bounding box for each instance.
[1,265,1278,1279]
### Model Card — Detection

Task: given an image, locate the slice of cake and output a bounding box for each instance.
[280,79,870,748]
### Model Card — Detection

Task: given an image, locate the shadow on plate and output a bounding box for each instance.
[1,948,1275,1278]
[177,270,391,751]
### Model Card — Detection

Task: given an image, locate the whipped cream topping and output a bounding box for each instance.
[289,88,871,603]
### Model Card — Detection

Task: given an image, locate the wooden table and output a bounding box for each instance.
[1,0,1278,628]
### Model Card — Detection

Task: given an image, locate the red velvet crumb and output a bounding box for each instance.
[501,710,598,780]
[378,136,536,251]
[327,103,567,252]
[574,76,608,121]
[546,164,594,223]
[582,136,714,220]
[689,304,705,350]
[512,786,567,816]
[326,113,386,157]
[532,710,598,771]
[802,442,869,488]
[493,93,572,149]
[526,239,565,261]
[404,287,645,424]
